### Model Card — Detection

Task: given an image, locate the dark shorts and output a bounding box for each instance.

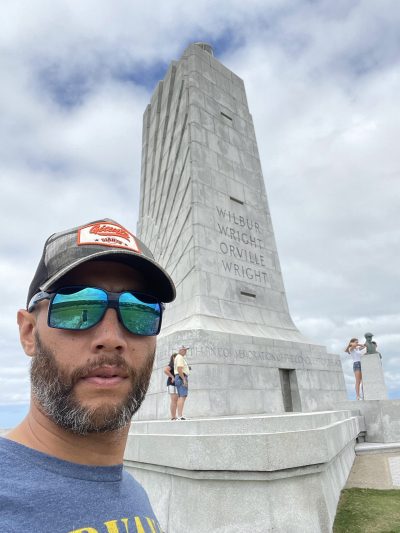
[175,375,188,397]
[353,361,361,372]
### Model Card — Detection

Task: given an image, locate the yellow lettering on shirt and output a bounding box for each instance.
[121,518,130,532]
[146,517,158,533]
[134,516,145,533]
[104,519,130,533]
[68,516,158,533]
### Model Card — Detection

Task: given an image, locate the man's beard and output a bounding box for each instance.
[30,332,155,435]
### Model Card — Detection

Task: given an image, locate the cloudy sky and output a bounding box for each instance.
[1,0,399,419]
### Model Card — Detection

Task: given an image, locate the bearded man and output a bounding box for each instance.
[0,219,175,532]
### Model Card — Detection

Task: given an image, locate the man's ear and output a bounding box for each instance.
[17,309,37,357]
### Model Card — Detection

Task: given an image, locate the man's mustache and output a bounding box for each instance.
[46,353,135,387]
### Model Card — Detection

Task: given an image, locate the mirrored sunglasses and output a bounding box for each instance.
[28,286,164,336]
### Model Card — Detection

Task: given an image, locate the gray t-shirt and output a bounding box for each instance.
[0,437,160,533]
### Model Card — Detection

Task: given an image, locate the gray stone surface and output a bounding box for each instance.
[356,442,400,454]
[125,410,360,532]
[336,399,400,442]
[361,353,388,399]
[127,411,361,471]
[136,328,347,419]
[136,41,346,418]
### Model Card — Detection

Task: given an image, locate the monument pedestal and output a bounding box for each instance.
[362,353,387,400]
[125,411,362,533]
[135,329,347,420]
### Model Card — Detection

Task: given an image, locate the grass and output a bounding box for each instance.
[333,488,400,533]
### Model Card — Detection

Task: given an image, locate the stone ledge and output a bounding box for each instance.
[355,442,400,455]
[126,411,361,472]
[125,458,331,481]
[131,409,359,434]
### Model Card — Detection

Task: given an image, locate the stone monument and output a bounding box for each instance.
[362,332,387,400]
[125,43,362,533]
[136,41,346,419]
[337,332,397,443]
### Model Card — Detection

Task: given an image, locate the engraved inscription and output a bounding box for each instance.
[193,343,336,367]
[216,206,268,285]
[158,341,342,369]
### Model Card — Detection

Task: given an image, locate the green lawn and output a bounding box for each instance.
[333,488,400,533]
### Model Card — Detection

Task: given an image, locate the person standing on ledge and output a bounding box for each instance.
[174,346,190,420]
[164,352,178,420]
[345,338,366,400]
[0,218,175,532]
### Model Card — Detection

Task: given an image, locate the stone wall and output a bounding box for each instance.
[126,410,362,532]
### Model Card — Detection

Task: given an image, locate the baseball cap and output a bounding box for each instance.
[179,345,190,350]
[27,218,176,306]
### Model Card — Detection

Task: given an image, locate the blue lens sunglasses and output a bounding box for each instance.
[28,286,164,336]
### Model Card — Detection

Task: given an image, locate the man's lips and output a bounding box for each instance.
[80,366,129,387]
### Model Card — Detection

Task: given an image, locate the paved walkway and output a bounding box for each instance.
[345,442,400,490]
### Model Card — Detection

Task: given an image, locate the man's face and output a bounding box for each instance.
[179,348,187,356]
[28,261,157,434]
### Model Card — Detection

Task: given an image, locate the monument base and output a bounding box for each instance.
[361,353,387,400]
[125,410,362,532]
[136,329,347,420]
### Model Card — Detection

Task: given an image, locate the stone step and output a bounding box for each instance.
[130,409,361,435]
[355,441,400,455]
[126,411,362,472]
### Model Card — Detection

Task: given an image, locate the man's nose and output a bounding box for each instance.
[90,308,128,353]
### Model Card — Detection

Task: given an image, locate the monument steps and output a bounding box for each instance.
[127,410,362,473]
[131,409,359,434]
[125,409,360,532]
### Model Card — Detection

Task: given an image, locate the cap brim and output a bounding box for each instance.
[41,249,176,303]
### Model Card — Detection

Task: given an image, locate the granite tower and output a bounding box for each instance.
[136,42,346,418]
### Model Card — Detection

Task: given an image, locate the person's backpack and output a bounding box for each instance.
[166,362,174,386]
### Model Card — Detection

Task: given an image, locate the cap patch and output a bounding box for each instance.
[77,222,141,252]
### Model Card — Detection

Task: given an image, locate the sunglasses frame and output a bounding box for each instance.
[28,286,164,336]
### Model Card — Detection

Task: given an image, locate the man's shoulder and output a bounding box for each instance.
[0,447,158,532]
[0,437,23,467]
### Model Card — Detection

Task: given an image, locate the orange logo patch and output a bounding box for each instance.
[77,222,141,253]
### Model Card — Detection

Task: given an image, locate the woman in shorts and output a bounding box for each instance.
[164,353,178,419]
[345,338,366,400]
